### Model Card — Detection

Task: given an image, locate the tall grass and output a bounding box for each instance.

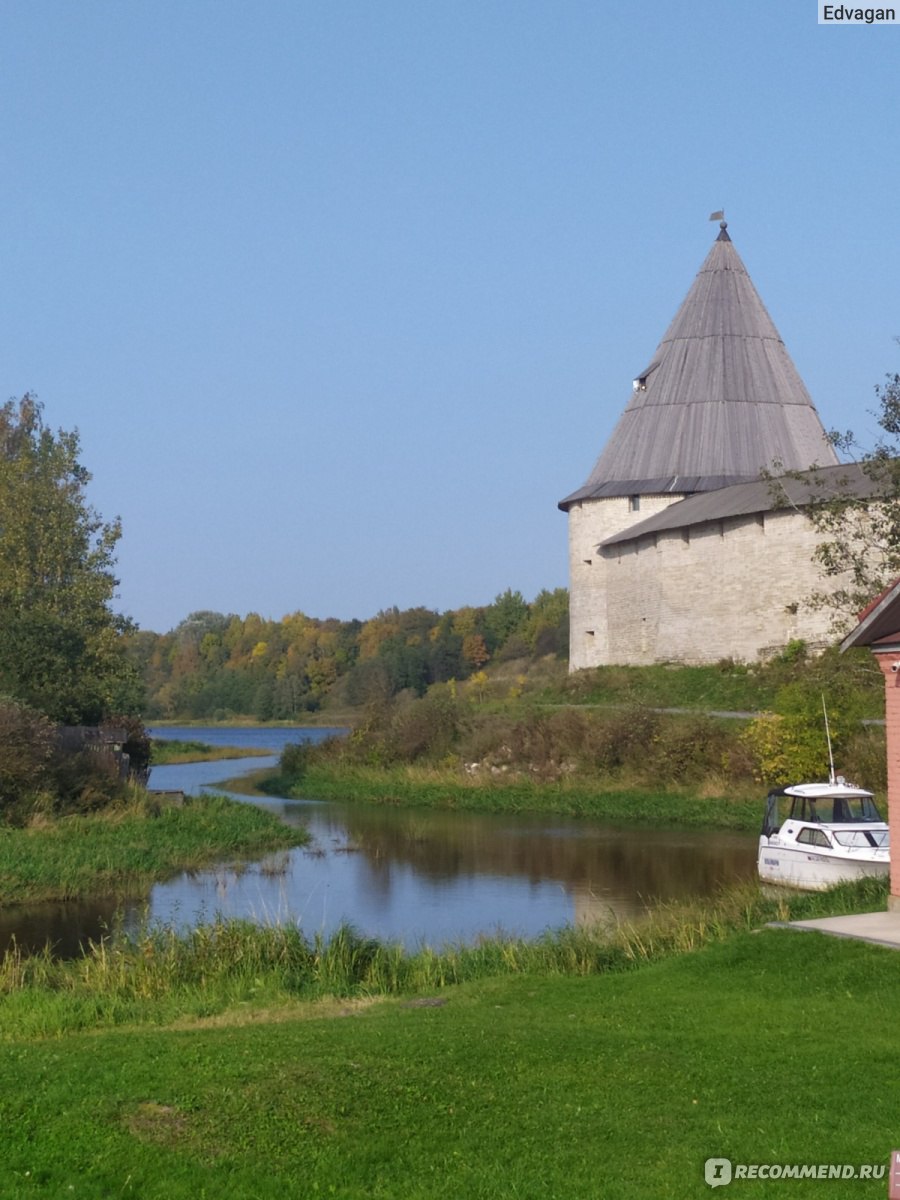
[150,739,271,765]
[0,792,309,905]
[0,876,886,1037]
[310,697,761,787]
[256,761,762,829]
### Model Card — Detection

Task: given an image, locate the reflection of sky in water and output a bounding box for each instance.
[5,727,758,954]
[150,850,573,949]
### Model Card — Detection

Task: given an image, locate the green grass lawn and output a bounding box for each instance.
[1,928,897,1198]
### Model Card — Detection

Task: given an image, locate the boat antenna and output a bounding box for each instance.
[822,695,836,785]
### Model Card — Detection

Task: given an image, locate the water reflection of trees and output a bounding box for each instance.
[0,894,131,957]
[313,804,756,908]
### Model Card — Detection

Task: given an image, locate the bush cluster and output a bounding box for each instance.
[286,696,758,789]
[0,698,142,826]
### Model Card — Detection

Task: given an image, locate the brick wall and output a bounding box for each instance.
[875,652,900,902]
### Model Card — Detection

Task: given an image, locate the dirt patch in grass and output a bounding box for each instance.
[168,995,382,1032]
[126,1101,190,1147]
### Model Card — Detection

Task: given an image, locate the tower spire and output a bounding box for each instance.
[709,209,729,241]
[559,225,838,509]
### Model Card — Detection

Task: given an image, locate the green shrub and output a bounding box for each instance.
[840,725,887,792]
[739,713,831,785]
[0,699,56,825]
[279,741,312,782]
[774,638,808,666]
[387,692,467,761]
[50,748,125,815]
[578,706,661,772]
[644,714,747,784]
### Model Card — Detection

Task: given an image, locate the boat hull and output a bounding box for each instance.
[757,841,889,892]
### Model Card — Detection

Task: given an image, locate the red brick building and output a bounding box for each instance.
[842,581,900,907]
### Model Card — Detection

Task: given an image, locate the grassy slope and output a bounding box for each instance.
[0,795,308,905]
[1,929,897,1198]
[534,651,885,718]
[544,661,781,711]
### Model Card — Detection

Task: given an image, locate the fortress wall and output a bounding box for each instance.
[600,508,838,665]
[567,494,686,670]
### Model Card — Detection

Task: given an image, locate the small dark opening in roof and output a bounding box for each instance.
[632,359,661,392]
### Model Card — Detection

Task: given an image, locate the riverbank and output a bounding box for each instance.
[0,875,886,1026]
[150,738,273,765]
[0,877,893,1197]
[150,714,356,729]
[249,762,762,830]
[0,793,309,906]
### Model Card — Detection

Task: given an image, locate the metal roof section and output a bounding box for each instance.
[559,223,839,511]
[600,462,875,547]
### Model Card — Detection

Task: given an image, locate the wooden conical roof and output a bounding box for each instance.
[560,225,838,508]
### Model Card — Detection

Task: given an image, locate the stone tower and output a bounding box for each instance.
[559,223,839,671]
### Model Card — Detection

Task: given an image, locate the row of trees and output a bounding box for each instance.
[127,588,570,720]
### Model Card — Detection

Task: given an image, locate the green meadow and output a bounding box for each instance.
[2,926,896,1198]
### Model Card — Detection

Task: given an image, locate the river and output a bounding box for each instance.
[0,725,758,954]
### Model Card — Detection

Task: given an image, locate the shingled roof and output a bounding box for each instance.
[559,224,839,510]
[600,461,874,547]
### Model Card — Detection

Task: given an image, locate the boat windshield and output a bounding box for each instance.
[832,829,890,849]
[789,794,884,824]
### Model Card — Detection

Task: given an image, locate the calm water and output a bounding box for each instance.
[1,725,758,954]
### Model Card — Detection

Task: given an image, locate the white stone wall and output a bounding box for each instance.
[568,502,841,668]
[567,493,686,670]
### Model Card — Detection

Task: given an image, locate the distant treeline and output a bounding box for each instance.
[126,589,569,720]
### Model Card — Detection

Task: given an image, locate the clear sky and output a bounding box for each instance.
[2,1,898,633]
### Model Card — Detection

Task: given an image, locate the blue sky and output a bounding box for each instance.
[2,1,898,632]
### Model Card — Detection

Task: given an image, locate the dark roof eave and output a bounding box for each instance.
[557,473,754,512]
[841,577,900,651]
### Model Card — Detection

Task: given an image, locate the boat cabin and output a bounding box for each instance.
[761,783,884,838]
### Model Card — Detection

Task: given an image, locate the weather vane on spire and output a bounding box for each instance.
[709,209,727,230]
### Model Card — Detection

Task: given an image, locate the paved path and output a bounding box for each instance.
[769,911,900,950]
[540,703,885,725]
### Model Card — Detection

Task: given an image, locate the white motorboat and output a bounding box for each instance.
[757,779,889,891]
